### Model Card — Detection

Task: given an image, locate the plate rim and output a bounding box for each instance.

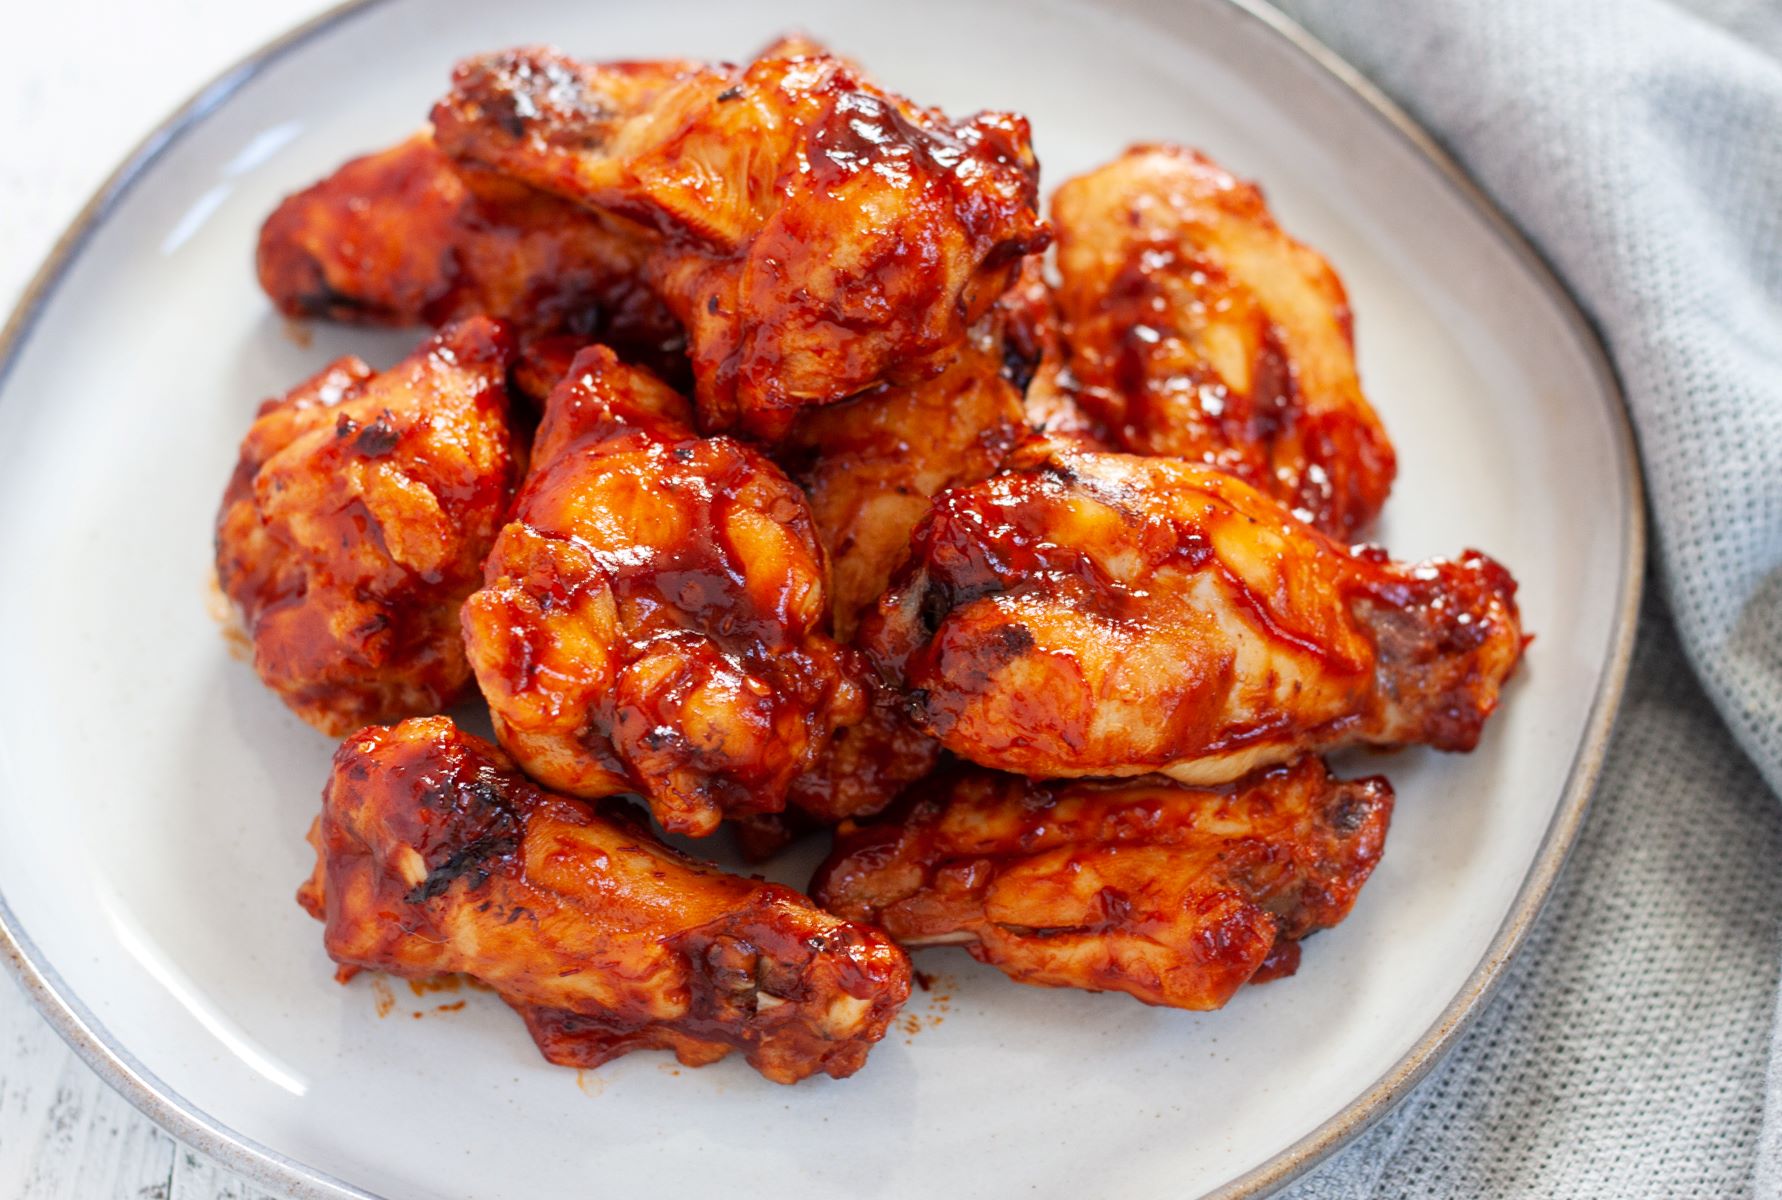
[0,2,1647,1197]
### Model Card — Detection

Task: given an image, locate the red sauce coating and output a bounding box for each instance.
[298,717,911,1083]
[431,45,1050,439]
[1047,144,1397,539]
[813,756,1392,1010]
[461,345,867,837]
[255,131,687,385]
[214,317,522,734]
[861,447,1523,783]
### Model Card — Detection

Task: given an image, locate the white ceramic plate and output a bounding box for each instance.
[0,1,1641,1197]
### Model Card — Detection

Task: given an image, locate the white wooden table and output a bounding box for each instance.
[1,3,333,1194]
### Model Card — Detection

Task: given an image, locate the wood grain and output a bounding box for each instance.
[0,978,281,1198]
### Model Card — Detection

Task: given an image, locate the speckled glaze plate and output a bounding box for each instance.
[0,1,1641,1197]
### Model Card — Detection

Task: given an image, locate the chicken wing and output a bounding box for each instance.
[996,256,1107,449]
[431,45,1049,439]
[461,344,866,836]
[861,446,1523,783]
[762,317,1025,825]
[812,756,1391,1009]
[780,317,1026,643]
[1047,145,1395,539]
[298,717,911,1083]
[781,684,943,826]
[256,131,685,383]
[215,317,521,735]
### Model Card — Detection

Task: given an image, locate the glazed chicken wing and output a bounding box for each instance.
[461,344,865,836]
[431,45,1049,438]
[780,318,1027,642]
[862,446,1523,783]
[996,256,1107,448]
[1047,145,1395,539]
[767,314,1027,824]
[779,688,941,827]
[298,717,911,1083]
[215,317,521,734]
[256,132,685,382]
[813,756,1391,1009]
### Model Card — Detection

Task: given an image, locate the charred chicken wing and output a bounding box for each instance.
[298,717,911,1083]
[431,45,1049,438]
[461,344,866,837]
[1048,145,1395,539]
[813,756,1391,1009]
[256,131,685,382]
[215,317,521,735]
[862,447,1523,783]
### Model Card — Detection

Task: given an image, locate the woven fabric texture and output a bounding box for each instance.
[1266,1,1782,1195]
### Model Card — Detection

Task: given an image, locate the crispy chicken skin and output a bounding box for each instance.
[431,45,1050,439]
[812,757,1391,1009]
[298,717,911,1083]
[1048,145,1396,539]
[255,132,684,376]
[861,447,1523,784]
[215,317,521,735]
[461,344,866,837]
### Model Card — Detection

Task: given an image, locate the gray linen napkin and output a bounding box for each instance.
[1264,1,1782,1195]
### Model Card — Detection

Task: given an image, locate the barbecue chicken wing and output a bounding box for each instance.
[782,683,942,826]
[780,317,1026,642]
[1047,145,1395,539]
[996,257,1107,448]
[813,756,1391,1009]
[769,291,1045,824]
[298,717,911,1083]
[431,45,1049,439]
[215,317,521,735]
[861,447,1523,783]
[256,131,685,384]
[461,344,866,837]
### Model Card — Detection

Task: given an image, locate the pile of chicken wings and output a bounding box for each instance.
[220,36,1526,1086]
